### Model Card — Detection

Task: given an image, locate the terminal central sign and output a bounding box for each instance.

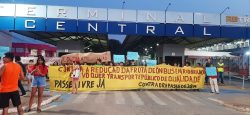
[0,4,250,38]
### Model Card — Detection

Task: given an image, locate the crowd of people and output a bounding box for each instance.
[0,52,48,115]
[55,58,225,95]
[52,59,138,67]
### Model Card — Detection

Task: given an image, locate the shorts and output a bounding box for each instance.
[32,76,46,87]
[72,77,79,81]
[0,91,21,108]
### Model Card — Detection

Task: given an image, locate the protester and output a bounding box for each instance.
[52,61,59,66]
[0,52,25,115]
[217,59,224,84]
[204,59,219,94]
[124,60,130,66]
[15,56,27,96]
[71,62,81,94]
[129,60,137,66]
[184,62,191,67]
[209,75,220,94]
[205,59,212,84]
[143,60,147,66]
[26,56,48,113]
[196,63,202,68]
[119,62,125,66]
[83,62,88,66]
[108,61,114,66]
[174,63,178,67]
[26,60,34,91]
[95,59,102,66]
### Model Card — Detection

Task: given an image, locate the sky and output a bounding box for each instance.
[1,0,249,43]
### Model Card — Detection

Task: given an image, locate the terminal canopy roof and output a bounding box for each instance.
[122,35,235,53]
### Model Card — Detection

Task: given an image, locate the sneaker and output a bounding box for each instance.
[210,91,214,93]
[216,92,220,94]
[20,93,27,96]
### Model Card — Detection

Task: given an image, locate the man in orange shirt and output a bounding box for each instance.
[0,52,25,115]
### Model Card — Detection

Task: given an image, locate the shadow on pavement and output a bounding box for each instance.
[38,110,96,115]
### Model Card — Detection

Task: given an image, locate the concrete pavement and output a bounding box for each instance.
[27,90,250,115]
[18,76,250,115]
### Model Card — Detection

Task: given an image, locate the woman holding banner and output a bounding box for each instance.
[206,64,220,94]
[71,62,81,94]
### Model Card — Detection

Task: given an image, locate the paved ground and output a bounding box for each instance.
[10,77,250,115]
[24,90,250,115]
[223,77,250,89]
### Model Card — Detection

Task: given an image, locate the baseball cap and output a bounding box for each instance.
[4,52,14,60]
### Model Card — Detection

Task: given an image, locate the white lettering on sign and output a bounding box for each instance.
[203,15,210,23]
[239,16,250,24]
[25,20,36,29]
[146,26,155,34]
[175,26,184,34]
[118,24,127,33]
[56,21,65,30]
[203,27,211,36]
[121,11,124,21]
[27,7,36,16]
[176,15,184,22]
[146,12,156,22]
[88,9,98,18]
[0,4,15,16]
[58,9,67,17]
[88,23,98,31]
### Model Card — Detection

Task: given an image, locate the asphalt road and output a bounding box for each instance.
[23,90,250,115]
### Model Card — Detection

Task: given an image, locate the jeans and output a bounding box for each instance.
[205,75,209,83]
[18,80,26,95]
[217,72,224,84]
[210,78,219,93]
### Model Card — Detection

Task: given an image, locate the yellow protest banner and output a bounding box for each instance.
[49,66,205,92]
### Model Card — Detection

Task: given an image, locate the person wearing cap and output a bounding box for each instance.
[0,52,25,115]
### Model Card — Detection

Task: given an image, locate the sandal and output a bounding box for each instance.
[25,109,31,112]
[37,108,42,113]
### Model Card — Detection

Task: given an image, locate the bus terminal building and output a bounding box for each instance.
[0,3,250,65]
